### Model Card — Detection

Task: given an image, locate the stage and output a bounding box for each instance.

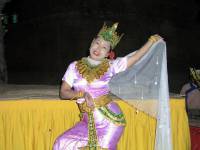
[0,85,191,150]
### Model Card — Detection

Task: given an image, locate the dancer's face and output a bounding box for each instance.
[89,37,111,61]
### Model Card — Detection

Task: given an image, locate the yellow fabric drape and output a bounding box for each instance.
[0,99,190,150]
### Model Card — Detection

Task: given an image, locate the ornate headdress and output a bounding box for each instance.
[190,67,200,88]
[97,22,124,49]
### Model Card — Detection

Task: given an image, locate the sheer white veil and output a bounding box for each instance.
[109,40,172,150]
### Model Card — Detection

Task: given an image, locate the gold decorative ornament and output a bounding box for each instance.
[190,67,200,88]
[76,58,110,83]
[77,91,84,98]
[78,95,112,113]
[78,94,126,128]
[97,22,124,49]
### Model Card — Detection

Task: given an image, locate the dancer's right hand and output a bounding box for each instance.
[84,92,95,109]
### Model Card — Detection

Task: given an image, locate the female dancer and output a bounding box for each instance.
[53,23,161,150]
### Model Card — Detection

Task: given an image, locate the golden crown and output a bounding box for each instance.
[97,22,124,49]
[190,67,200,88]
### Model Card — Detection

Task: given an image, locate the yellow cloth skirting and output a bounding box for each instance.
[0,99,190,150]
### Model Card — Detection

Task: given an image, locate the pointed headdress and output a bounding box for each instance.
[97,22,124,49]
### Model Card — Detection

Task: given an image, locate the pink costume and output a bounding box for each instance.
[53,57,127,150]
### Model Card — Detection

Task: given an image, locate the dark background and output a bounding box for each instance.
[2,0,200,92]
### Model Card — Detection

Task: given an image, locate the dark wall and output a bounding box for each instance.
[3,0,200,92]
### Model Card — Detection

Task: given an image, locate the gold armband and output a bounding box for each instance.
[70,91,84,100]
[76,91,84,98]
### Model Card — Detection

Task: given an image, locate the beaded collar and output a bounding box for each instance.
[76,57,109,83]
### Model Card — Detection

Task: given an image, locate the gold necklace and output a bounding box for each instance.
[76,58,109,83]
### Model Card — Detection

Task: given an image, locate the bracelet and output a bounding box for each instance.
[76,91,84,98]
[70,91,84,100]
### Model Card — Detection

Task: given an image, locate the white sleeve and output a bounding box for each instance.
[62,62,76,87]
[111,57,128,74]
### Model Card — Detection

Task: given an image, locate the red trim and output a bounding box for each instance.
[190,126,200,150]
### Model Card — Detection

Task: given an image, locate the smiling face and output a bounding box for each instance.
[89,37,111,61]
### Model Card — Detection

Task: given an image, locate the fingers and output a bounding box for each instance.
[84,92,93,101]
[153,34,163,40]
[148,34,163,43]
[84,92,95,109]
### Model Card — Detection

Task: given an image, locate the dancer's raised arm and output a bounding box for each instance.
[127,34,162,68]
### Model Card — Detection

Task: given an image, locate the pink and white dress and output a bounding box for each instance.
[53,57,127,150]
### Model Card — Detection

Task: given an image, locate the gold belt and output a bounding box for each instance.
[77,95,112,113]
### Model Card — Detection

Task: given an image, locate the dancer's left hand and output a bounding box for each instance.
[148,34,163,43]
